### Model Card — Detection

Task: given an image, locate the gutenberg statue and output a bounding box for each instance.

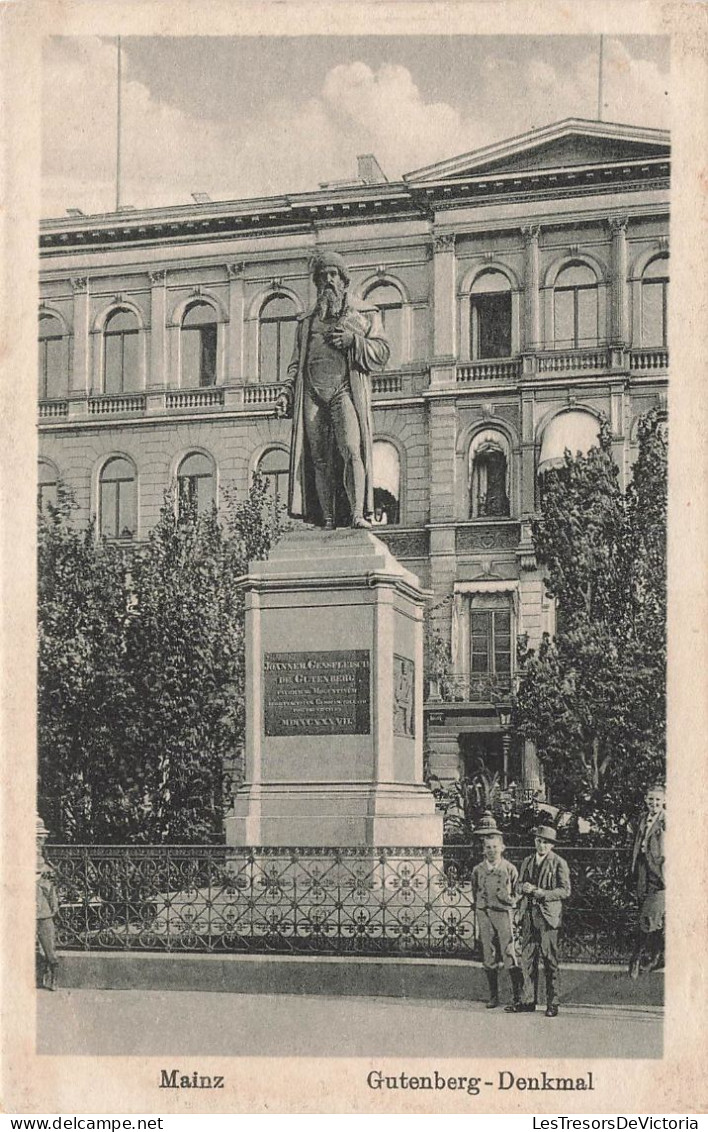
[275,251,390,529]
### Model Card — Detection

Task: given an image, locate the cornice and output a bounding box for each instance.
[40,159,669,256]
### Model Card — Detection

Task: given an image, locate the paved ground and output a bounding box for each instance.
[37,988,663,1059]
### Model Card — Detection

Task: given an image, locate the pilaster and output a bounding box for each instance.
[148,270,167,390]
[70,277,89,395]
[609,215,629,346]
[521,225,540,351]
[227,262,246,383]
[432,233,456,360]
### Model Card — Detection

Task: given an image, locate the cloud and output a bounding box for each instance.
[41,39,669,218]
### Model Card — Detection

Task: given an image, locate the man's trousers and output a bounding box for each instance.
[520,915,560,1007]
[478,907,519,971]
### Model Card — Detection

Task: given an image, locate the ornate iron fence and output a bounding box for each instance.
[45,844,636,963]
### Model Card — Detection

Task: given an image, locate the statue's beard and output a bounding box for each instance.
[317,284,346,320]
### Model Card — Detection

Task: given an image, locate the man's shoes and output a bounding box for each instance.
[351,516,372,529]
[545,1005,559,1018]
[642,952,663,973]
[486,998,499,1009]
[504,1003,535,1013]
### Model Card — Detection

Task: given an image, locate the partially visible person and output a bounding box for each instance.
[629,782,665,979]
[506,824,571,1017]
[36,815,59,991]
[470,812,523,1010]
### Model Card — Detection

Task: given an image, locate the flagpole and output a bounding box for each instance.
[116,36,122,211]
[597,35,604,120]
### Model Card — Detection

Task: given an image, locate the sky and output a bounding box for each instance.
[41,35,670,218]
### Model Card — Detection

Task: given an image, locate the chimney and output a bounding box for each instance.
[191,192,211,204]
[357,154,388,185]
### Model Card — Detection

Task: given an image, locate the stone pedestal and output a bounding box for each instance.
[225,528,442,847]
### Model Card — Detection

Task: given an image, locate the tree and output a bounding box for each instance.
[38,487,132,841]
[37,478,282,843]
[513,412,666,835]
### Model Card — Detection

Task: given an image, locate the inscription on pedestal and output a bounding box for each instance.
[264,650,370,736]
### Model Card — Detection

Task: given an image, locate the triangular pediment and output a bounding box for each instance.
[405,119,670,185]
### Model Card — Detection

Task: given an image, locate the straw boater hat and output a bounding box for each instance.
[533,824,557,843]
[474,811,503,838]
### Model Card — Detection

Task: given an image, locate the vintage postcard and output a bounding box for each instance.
[1,0,706,1117]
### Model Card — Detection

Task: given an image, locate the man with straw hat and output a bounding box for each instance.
[506,822,571,1017]
[470,811,523,1010]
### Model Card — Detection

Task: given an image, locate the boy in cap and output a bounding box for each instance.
[629,781,665,978]
[470,812,523,1009]
[506,824,571,1017]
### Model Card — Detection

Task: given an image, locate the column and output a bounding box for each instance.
[226,262,245,385]
[69,277,89,398]
[610,215,629,347]
[521,225,541,354]
[431,233,456,383]
[148,270,167,391]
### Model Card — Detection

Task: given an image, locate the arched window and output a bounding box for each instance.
[103,309,140,395]
[259,295,298,384]
[177,452,215,518]
[372,440,400,525]
[365,284,403,369]
[181,302,217,387]
[538,410,601,475]
[641,256,669,348]
[470,271,512,359]
[256,447,289,519]
[99,457,136,539]
[38,314,68,399]
[553,263,599,348]
[469,432,510,518]
[38,461,58,514]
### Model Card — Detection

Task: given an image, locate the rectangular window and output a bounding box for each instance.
[553,289,575,347]
[473,293,512,359]
[259,321,278,383]
[380,306,403,369]
[38,338,65,399]
[199,324,217,386]
[470,606,512,682]
[181,331,202,388]
[642,281,667,348]
[104,332,139,395]
[100,481,118,537]
[576,288,598,345]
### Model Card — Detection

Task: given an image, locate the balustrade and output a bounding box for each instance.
[537,348,611,375]
[166,389,224,410]
[88,394,146,415]
[629,348,669,372]
[38,400,69,419]
[457,359,522,383]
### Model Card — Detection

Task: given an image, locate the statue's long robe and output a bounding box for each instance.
[279,301,389,526]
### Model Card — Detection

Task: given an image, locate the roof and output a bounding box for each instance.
[404,118,670,184]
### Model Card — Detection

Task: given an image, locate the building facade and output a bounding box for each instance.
[37,118,669,797]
